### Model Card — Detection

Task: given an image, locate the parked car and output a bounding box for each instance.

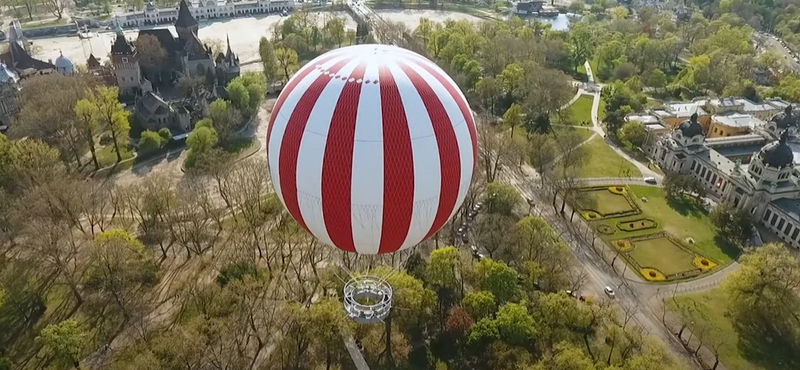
[565,290,578,298]
[643,176,657,184]
[604,286,616,298]
[470,245,478,254]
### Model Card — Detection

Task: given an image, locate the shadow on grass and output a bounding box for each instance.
[712,234,742,262]
[666,195,706,217]
[733,313,800,370]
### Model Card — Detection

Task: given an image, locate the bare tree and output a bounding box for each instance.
[39,0,67,19]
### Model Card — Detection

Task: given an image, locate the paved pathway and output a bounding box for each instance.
[583,61,664,181]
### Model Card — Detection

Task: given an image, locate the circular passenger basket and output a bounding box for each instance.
[343,275,393,324]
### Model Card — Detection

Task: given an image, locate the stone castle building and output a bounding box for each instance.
[108,0,241,96]
[651,107,800,249]
[115,0,295,28]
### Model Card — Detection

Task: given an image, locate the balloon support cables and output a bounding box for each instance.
[343,275,393,324]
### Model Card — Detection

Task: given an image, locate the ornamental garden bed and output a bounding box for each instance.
[576,186,641,221]
[617,218,657,232]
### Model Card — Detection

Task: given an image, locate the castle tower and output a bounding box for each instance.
[110,27,142,95]
[175,0,199,40]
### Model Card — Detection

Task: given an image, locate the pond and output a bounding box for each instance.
[527,13,579,31]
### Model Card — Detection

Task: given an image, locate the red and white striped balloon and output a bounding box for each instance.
[266,44,477,255]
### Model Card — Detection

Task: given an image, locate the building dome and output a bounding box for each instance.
[770,105,798,129]
[759,130,794,169]
[55,52,74,74]
[678,112,704,138]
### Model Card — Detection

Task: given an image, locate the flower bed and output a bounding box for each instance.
[640,268,666,281]
[692,257,717,271]
[596,224,616,235]
[617,218,657,232]
[614,239,633,252]
[608,186,627,195]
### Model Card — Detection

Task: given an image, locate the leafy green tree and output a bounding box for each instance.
[722,244,800,365]
[427,246,460,292]
[467,318,499,348]
[324,17,346,47]
[566,22,595,70]
[275,47,299,82]
[0,134,62,193]
[568,0,585,13]
[619,120,647,148]
[472,258,519,304]
[259,36,277,82]
[645,68,668,92]
[206,99,242,143]
[74,99,101,170]
[710,202,752,245]
[494,303,537,346]
[138,130,164,154]
[86,229,158,323]
[531,341,596,370]
[157,127,172,142]
[309,298,352,370]
[226,80,250,115]
[486,182,522,215]
[89,86,130,163]
[37,319,90,369]
[463,291,496,321]
[187,126,219,157]
[503,103,524,138]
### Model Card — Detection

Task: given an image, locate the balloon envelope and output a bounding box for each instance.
[266,44,477,255]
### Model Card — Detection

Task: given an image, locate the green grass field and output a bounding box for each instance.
[578,138,642,178]
[670,290,792,370]
[577,189,635,215]
[96,144,134,167]
[564,95,593,126]
[629,237,695,275]
[576,186,737,281]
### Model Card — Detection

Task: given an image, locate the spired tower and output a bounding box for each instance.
[110,26,143,95]
[175,0,199,40]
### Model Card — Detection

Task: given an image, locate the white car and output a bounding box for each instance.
[604,286,616,298]
[643,176,657,184]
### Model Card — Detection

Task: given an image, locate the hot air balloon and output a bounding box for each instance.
[266,44,476,322]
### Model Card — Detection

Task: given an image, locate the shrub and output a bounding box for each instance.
[217,261,264,286]
[158,127,172,142]
[138,130,164,154]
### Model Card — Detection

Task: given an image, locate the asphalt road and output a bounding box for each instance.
[500,166,701,368]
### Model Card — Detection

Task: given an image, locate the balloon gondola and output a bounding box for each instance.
[266,44,476,322]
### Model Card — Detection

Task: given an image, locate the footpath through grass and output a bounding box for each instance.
[670,290,791,370]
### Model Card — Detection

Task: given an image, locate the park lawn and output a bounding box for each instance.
[629,237,696,275]
[565,95,593,126]
[589,59,600,82]
[670,290,789,370]
[577,137,641,178]
[20,17,68,29]
[96,144,134,167]
[606,186,737,264]
[578,189,634,215]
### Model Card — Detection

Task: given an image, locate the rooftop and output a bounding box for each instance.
[773,198,800,222]
[666,103,707,118]
[626,114,660,124]
[713,113,765,129]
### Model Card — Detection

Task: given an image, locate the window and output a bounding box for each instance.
[765,209,773,221]
[785,223,793,235]
[793,228,799,240]
[771,214,778,225]
[778,218,786,230]
[121,57,129,63]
